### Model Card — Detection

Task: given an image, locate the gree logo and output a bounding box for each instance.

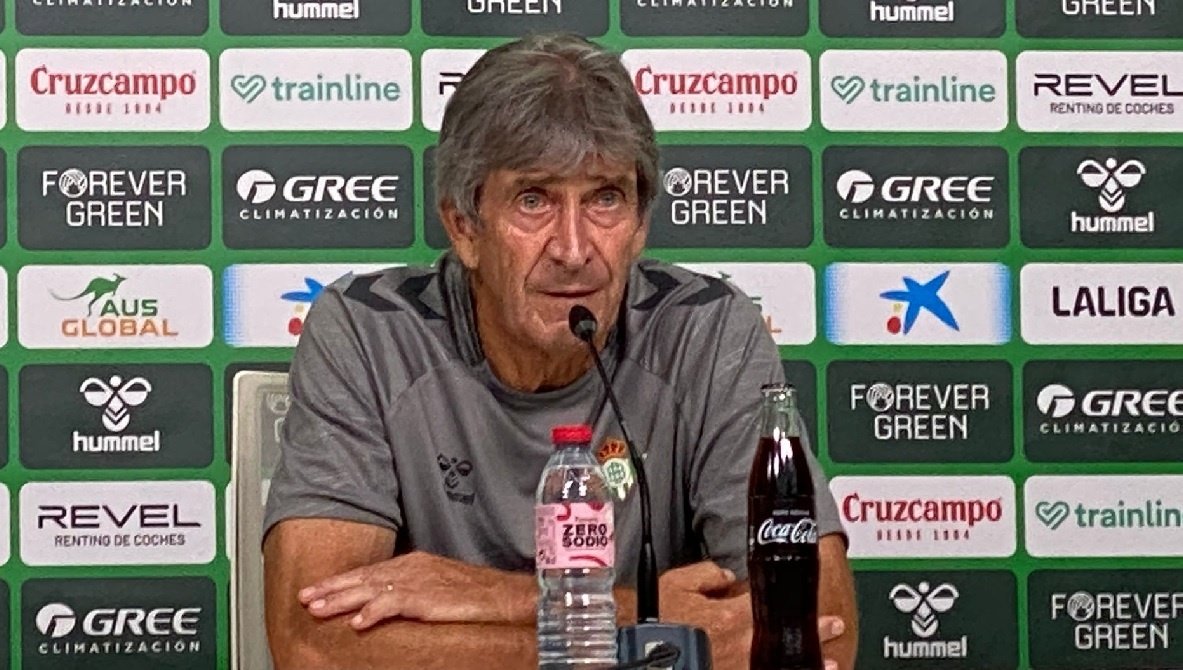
[890,581,960,638]
[35,603,77,638]
[1036,384,1076,418]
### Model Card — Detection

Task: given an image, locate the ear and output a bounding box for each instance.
[440,199,481,270]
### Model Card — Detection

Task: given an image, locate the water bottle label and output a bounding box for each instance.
[535,502,615,569]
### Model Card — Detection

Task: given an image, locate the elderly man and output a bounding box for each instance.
[263,33,857,670]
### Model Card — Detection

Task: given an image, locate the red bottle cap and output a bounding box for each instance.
[552,424,593,445]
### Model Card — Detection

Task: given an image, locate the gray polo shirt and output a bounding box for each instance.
[263,253,845,585]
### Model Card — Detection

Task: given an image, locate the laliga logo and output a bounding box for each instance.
[890,581,960,638]
[1077,158,1146,214]
[756,517,818,546]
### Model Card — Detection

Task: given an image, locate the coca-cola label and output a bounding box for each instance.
[535,502,614,570]
[757,516,818,546]
[751,503,818,554]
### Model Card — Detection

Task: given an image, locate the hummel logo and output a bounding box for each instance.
[890,581,959,639]
[80,375,152,433]
[1077,158,1146,214]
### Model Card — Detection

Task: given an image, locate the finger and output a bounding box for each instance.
[299,568,370,604]
[306,584,382,618]
[825,661,838,670]
[662,561,737,594]
[817,615,846,643]
[350,592,403,630]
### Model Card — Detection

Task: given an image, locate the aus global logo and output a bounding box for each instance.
[52,274,174,338]
[18,265,212,350]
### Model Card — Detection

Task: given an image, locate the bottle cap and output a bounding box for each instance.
[552,424,593,445]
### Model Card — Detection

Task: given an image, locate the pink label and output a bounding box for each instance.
[535,502,615,569]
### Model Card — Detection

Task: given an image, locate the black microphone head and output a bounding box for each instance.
[568,305,598,342]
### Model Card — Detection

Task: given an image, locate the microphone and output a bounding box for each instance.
[568,305,712,670]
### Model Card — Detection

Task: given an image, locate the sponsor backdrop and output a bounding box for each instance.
[0,1,1180,669]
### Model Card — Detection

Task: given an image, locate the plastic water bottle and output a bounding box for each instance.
[535,423,618,668]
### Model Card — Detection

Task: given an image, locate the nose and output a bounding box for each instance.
[546,199,592,269]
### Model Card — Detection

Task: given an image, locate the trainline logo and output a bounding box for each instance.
[821,50,1007,131]
[1026,475,1183,557]
[220,49,412,131]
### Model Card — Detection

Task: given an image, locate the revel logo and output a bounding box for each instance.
[19,481,216,566]
[821,50,1007,131]
[16,49,209,132]
[220,49,412,131]
[1017,51,1183,132]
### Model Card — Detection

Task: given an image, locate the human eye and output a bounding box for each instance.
[591,188,624,210]
[517,189,551,213]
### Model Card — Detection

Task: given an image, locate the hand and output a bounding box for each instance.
[657,561,846,670]
[297,551,535,630]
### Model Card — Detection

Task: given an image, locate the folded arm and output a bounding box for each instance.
[264,518,538,670]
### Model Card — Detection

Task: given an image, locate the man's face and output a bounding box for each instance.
[446,159,647,355]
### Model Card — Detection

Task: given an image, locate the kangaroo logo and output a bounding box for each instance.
[889,581,960,639]
[51,274,127,316]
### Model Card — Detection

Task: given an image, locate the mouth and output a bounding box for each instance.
[540,289,598,300]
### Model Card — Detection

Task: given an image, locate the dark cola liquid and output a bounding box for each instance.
[748,435,822,670]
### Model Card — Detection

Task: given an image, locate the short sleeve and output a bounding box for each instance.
[687,293,846,579]
[262,287,402,542]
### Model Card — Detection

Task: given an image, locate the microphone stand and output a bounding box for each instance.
[569,306,712,670]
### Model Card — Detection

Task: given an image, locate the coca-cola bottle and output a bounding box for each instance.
[748,382,822,670]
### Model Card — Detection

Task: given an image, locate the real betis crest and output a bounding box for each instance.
[595,438,635,502]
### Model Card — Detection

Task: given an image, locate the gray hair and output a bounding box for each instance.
[435,33,659,226]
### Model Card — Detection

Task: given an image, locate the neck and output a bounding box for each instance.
[470,279,610,393]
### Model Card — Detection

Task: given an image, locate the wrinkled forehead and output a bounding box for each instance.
[482,154,638,198]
